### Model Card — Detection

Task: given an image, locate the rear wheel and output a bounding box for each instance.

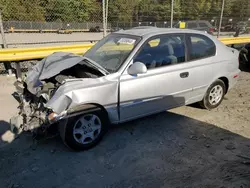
[64,109,108,151]
[199,79,226,110]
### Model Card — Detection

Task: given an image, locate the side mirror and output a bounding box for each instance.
[127,62,147,75]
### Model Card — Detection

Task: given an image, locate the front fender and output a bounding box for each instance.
[46,77,119,115]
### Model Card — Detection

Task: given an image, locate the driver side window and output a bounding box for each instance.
[133,34,186,70]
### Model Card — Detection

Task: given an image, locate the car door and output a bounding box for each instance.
[184,33,217,104]
[119,34,196,122]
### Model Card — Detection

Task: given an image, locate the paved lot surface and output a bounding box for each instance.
[0,32,249,48]
[0,66,250,188]
[1,33,104,48]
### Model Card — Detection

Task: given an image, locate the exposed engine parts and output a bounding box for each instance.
[10,52,104,137]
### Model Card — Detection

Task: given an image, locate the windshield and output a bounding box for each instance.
[84,34,141,73]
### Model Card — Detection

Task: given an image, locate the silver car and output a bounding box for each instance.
[11,28,240,150]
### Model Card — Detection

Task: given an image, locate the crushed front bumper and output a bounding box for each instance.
[10,114,23,134]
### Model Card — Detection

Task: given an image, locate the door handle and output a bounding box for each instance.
[180,72,189,78]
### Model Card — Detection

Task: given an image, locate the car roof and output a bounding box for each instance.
[114,28,209,37]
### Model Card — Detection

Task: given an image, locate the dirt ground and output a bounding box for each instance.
[0,66,250,188]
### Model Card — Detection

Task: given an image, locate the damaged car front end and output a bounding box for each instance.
[10,52,109,137]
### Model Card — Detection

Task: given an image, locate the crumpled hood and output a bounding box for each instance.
[23,51,119,116]
[25,52,86,94]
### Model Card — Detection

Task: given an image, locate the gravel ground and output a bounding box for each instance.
[0,66,250,188]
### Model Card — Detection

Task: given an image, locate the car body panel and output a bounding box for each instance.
[119,60,197,121]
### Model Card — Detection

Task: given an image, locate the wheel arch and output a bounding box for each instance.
[218,76,229,94]
[67,103,110,122]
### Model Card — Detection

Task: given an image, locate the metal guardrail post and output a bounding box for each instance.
[102,0,106,37]
[0,12,7,48]
[0,9,14,76]
[15,62,22,80]
[106,0,109,31]
[217,0,225,38]
[170,0,174,28]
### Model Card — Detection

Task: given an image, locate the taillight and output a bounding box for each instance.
[209,28,215,33]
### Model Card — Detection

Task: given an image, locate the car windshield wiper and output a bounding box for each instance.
[83,57,110,75]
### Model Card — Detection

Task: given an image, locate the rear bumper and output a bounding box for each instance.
[228,69,241,91]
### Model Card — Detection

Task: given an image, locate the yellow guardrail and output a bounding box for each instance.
[1,37,250,62]
[219,37,250,45]
[0,43,95,61]
[7,29,95,33]
[8,29,58,33]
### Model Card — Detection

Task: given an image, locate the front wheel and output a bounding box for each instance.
[64,110,108,151]
[199,79,226,110]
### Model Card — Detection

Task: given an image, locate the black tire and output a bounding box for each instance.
[64,109,108,151]
[199,79,226,110]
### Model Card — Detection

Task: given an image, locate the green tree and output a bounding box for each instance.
[0,0,249,24]
[21,0,45,21]
[44,0,101,22]
[0,0,44,21]
[231,0,250,20]
[109,0,140,22]
[137,0,171,21]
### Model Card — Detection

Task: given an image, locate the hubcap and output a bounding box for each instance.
[73,114,102,144]
[208,85,223,105]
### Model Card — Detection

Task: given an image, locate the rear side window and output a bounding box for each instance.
[198,22,208,28]
[187,22,197,28]
[189,34,216,60]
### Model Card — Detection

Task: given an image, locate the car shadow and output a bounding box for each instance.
[0,120,11,140]
[187,102,202,109]
[1,110,250,188]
